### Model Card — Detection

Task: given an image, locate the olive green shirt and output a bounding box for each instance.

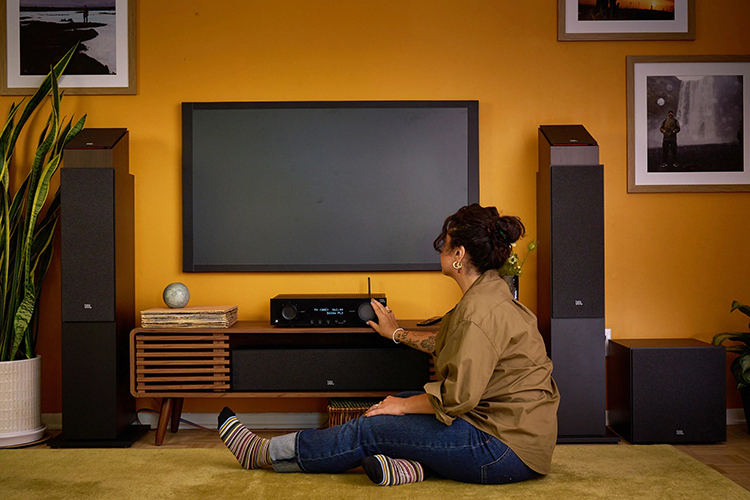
[424,270,560,475]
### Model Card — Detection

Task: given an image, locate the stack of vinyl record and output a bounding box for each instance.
[140,305,238,328]
[327,398,382,426]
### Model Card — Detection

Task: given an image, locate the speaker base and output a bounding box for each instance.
[47,424,150,449]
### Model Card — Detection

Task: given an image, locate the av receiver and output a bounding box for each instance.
[271,294,386,327]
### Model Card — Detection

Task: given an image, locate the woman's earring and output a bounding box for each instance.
[453,261,462,274]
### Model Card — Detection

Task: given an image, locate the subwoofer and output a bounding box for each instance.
[50,128,148,447]
[608,339,726,444]
[537,125,614,442]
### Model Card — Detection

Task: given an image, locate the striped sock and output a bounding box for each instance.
[361,455,426,486]
[218,407,271,469]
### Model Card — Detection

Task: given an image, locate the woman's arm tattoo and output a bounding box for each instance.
[396,329,436,355]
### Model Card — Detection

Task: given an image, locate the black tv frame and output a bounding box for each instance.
[182,100,479,273]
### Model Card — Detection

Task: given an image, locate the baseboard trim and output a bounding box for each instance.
[727,408,745,426]
[43,413,62,430]
[43,409,746,432]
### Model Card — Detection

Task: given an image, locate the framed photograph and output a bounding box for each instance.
[1,0,136,95]
[558,0,695,41]
[627,55,750,193]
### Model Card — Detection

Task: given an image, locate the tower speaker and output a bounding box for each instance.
[50,128,147,447]
[537,125,614,442]
[608,339,726,444]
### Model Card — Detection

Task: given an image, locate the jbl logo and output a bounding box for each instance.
[327,380,335,386]
[575,300,583,306]
[83,303,93,310]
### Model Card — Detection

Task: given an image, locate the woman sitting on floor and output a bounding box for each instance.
[218,203,560,486]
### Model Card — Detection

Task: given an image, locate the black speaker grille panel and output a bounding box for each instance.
[61,168,115,322]
[232,347,430,392]
[608,339,726,444]
[550,317,606,436]
[630,346,726,443]
[549,164,604,318]
[61,322,124,439]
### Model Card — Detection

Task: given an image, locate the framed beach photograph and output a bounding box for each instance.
[627,55,750,193]
[558,0,695,41]
[1,0,136,95]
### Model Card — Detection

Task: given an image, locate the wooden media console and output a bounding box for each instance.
[130,320,436,445]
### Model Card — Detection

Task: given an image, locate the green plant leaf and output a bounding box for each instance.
[712,332,750,347]
[731,301,750,330]
[0,102,23,181]
[732,354,750,388]
[25,204,58,359]
[7,43,78,156]
[0,43,81,361]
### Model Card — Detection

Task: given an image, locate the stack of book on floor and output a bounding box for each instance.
[140,305,238,328]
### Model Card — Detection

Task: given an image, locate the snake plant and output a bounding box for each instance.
[713,301,750,388]
[0,45,86,361]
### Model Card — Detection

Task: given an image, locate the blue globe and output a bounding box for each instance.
[163,282,190,308]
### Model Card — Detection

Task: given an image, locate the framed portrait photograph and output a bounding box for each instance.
[558,0,695,41]
[1,0,136,95]
[627,55,750,193]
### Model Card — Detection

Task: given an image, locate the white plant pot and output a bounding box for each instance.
[0,355,47,447]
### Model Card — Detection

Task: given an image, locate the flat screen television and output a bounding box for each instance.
[182,100,479,272]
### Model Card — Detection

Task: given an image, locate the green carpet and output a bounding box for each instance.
[1,445,748,499]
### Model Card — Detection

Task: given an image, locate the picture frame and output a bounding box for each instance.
[627,55,750,193]
[0,0,136,95]
[558,0,695,41]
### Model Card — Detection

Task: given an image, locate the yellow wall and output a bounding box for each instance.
[17,1,750,415]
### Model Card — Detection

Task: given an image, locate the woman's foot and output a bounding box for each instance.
[218,407,271,469]
[361,455,426,486]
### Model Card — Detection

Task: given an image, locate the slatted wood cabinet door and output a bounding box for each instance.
[132,330,230,396]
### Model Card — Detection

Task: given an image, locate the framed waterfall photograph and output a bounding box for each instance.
[0,0,136,95]
[627,55,750,193]
[558,0,695,41]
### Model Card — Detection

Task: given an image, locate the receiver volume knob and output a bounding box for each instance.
[281,304,298,320]
[357,302,376,323]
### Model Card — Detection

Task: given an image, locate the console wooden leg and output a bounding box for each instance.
[171,398,184,433]
[155,398,174,446]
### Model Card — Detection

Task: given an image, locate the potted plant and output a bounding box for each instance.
[712,301,750,433]
[0,45,86,446]
[499,239,538,299]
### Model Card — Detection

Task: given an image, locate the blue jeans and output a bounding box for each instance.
[269,394,540,484]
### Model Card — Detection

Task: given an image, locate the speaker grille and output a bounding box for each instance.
[232,347,430,392]
[609,339,726,444]
[61,168,115,322]
[549,164,604,318]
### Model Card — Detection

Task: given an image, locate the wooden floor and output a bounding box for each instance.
[30,424,750,491]
[673,425,750,491]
